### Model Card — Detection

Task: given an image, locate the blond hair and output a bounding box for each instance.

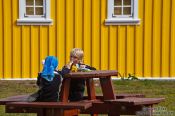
[70,48,84,62]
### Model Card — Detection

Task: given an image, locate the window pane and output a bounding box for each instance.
[36,7,43,15]
[26,7,34,15]
[26,0,34,5]
[114,7,122,15]
[114,0,122,6]
[123,7,131,15]
[35,0,43,6]
[123,0,131,5]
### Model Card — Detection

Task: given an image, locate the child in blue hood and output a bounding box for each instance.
[28,56,62,102]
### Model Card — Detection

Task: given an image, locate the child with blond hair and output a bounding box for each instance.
[61,48,96,101]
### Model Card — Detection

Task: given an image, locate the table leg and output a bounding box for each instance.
[147,105,153,116]
[59,78,71,102]
[37,109,45,116]
[86,78,98,116]
[108,113,120,116]
[100,77,115,100]
[64,109,80,116]
[90,114,98,116]
[37,109,55,116]
[53,109,64,116]
[86,78,96,100]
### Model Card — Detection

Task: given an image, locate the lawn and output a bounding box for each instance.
[0,80,175,116]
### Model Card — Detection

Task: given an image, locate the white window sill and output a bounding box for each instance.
[17,18,53,25]
[105,18,140,25]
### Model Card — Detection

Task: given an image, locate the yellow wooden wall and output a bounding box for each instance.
[0,0,175,78]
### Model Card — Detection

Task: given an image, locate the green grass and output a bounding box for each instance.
[0,80,175,116]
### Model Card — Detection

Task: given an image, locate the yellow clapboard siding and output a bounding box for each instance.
[152,0,161,77]
[57,0,67,69]
[144,0,153,77]
[135,0,144,77]
[118,26,126,76]
[170,0,175,77]
[3,0,12,78]
[1,0,175,78]
[126,26,135,75]
[0,0,3,77]
[57,0,66,69]
[40,26,49,64]
[101,0,109,70]
[49,0,56,56]
[22,26,31,78]
[66,0,74,62]
[12,0,22,78]
[161,0,171,77]
[75,0,83,49]
[109,26,117,70]
[83,0,91,65]
[92,0,100,69]
[31,26,39,78]
[39,26,43,71]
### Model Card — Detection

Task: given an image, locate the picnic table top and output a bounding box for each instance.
[64,70,118,78]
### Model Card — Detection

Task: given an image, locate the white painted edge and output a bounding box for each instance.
[1,77,175,81]
[17,18,53,25]
[105,18,140,25]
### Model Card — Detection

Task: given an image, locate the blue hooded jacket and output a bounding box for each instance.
[41,56,58,81]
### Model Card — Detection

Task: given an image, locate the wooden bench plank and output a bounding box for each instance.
[6,101,92,110]
[83,94,145,100]
[0,95,29,105]
[0,93,145,105]
[105,97,165,106]
[81,100,142,115]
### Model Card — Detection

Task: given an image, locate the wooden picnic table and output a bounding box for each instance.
[0,70,118,116]
[60,70,118,102]
[0,70,165,116]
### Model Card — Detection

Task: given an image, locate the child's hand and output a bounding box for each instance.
[66,61,73,69]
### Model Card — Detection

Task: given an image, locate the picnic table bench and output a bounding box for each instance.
[0,70,165,116]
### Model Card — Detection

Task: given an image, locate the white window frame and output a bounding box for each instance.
[17,0,53,25]
[105,0,140,25]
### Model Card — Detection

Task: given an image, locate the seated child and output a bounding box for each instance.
[28,56,62,102]
[61,48,96,101]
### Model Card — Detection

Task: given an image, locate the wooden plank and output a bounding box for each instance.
[6,102,92,110]
[0,95,29,105]
[83,0,92,65]
[65,70,118,78]
[105,98,165,106]
[83,94,145,99]
[100,77,115,100]
[81,101,142,115]
[143,0,153,77]
[59,78,71,102]
[100,0,109,70]
[92,0,100,70]
[161,0,171,77]
[6,106,80,116]
[86,79,96,100]
[0,93,145,105]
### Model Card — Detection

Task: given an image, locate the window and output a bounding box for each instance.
[105,0,140,25]
[17,0,52,25]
